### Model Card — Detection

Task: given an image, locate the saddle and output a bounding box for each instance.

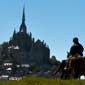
[68,54,83,59]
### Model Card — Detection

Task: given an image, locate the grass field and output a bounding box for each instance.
[0,77,85,85]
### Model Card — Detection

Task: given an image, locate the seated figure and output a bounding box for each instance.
[66,37,84,69]
[68,37,84,58]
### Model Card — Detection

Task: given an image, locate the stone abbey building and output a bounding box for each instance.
[0,8,51,78]
[9,8,50,65]
[0,8,50,69]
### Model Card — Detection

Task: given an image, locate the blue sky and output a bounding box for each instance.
[0,0,85,61]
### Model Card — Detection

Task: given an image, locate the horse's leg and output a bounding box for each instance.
[61,70,69,79]
[78,74,81,80]
[61,70,65,79]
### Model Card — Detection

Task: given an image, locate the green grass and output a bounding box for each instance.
[0,77,85,85]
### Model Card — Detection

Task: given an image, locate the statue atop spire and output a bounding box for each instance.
[20,7,27,33]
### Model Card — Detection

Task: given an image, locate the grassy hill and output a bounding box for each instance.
[0,77,85,85]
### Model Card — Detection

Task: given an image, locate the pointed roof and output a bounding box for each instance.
[22,7,25,23]
[19,7,27,33]
[13,29,16,38]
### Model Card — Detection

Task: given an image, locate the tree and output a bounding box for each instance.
[50,56,57,65]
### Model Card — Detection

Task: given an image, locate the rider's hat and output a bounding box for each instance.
[73,37,79,44]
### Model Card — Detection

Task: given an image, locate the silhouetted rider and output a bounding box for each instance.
[64,37,84,70]
[69,37,84,58]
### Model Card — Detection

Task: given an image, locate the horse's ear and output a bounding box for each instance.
[67,51,69,54]
[67,51,70,58]
[67,51,70,55]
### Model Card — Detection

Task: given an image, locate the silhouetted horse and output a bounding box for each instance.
[69,57,85,79]
[54,57,85,79]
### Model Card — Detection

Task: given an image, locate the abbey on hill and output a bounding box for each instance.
[0,8,60,79]
[0,8,50,65]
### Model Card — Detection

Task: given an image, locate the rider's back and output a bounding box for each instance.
[70,43,84,57]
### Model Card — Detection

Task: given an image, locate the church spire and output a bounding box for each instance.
[22,7,25,23]
[20,7,27,33]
